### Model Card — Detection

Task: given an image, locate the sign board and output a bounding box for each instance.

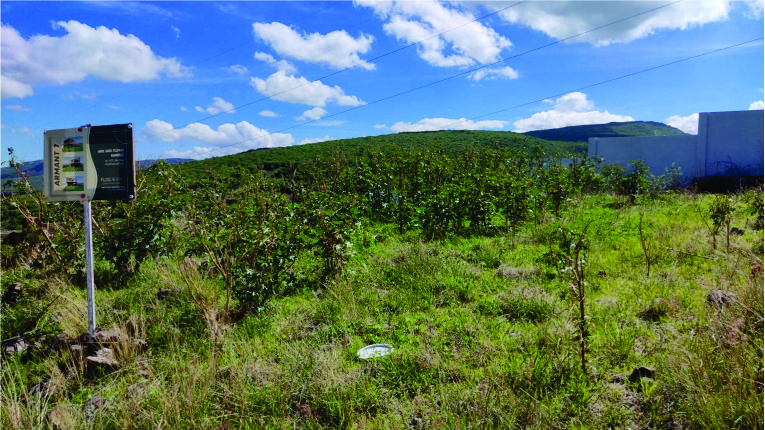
[44,123,135,201]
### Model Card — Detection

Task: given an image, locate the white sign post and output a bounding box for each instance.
[43,124,135,342]
[84,200,96,340]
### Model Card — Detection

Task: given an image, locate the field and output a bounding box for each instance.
[1,145,762,429]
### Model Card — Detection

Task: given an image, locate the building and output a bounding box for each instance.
[588,110,764,180]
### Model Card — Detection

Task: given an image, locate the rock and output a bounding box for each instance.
[86,348,119,372]
[706,289,736,308]
[3,336,26,356]
[54,332,72,351]
[628,366,655,384]
[92,327,121,344]
[730,227,744,236]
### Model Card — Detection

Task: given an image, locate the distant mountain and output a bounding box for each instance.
[1,160,43,180]
[522,121,686,142]
[135,158,195,170]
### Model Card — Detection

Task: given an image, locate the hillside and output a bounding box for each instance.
[179,129,581,178]
[522,121,686,142]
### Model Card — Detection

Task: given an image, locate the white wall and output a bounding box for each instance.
[698,110,764,177]
[589,110,764,179]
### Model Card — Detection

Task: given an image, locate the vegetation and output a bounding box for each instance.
[523,121,687,142]
[1,142,762,429]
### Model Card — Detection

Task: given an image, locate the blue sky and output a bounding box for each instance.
[2,0,763,162]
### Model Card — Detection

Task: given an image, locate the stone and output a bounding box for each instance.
[3,336,26,356]
[706,289,736,308]
[54,332,72,350]
[628,366,655,384]
[86,348,119,372]
[92,327,121,344]
[730,227,744,236]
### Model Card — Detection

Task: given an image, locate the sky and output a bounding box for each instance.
[1,0,763,162]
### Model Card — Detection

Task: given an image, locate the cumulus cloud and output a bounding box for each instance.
[1,21,191,99]
[144,119,294,159]
[749,100,764,110]
[390,117,507,133]
[355,0,510,68]
[496,1,738,46]
[5,104,31,111]
[298,135,333,145]
[250,71,365,107]
[513,92,634,132]
[227,64,249,75]
[296,107,327,121]
[468,66,519,81]
[259,110,279,117]
[666,113,699,134]
[194,97,235,115]
[254,52,297,74]
[253,22,374,70]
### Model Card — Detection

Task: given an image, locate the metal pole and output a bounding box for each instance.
[84,199,96,342]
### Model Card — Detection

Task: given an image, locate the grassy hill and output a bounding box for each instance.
[522,121,686,142]
[178,130,582,178]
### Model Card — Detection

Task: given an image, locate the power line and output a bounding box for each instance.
[460,36,765,126]
[197,35,762,159]
[191,1,681,157]
[141,1,526,143]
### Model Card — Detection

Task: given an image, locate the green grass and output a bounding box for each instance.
[1,192,762,429]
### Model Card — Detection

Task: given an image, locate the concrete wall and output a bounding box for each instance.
[698,110,764,177]
[588,135,697,176]
[589,110,764,179]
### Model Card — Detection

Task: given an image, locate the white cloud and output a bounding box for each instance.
[259,110,279,117]
[250,71,365,107]
[298,135,333,145]
[5,104,30,112]
[194,97,235,115]
[390,117,506,133]
[227,64,249,75]
[253,22,375,70]
[513,92,634,132]
[749,100,765,110]
[144,119,294,159]
[3,125,35,136]
[108,105,121,110]
[1,21,191,99]
[171,25,181,40]
[374,124,388,129]
[496,1,736,46]
[61,91,97,100]
[180,105,187,111]
[468,66,519,81]
[296,107,327,121]
[254,52,297,74]
[666,113,699,134]
[355,0,510,68]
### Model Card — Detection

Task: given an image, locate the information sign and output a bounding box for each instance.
[44,123,135,202]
